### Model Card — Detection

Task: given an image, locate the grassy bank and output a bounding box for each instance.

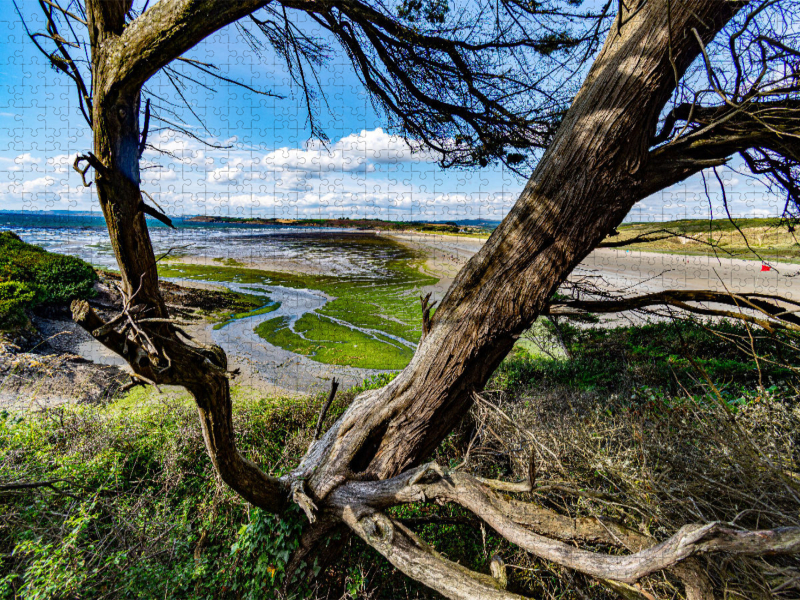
[0,232,97,327]
[2,319,798,599]
[614,218,800,261]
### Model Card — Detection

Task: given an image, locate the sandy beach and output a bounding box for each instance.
[387,231,800,300]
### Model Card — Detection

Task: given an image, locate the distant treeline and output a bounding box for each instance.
[185,216,495,234]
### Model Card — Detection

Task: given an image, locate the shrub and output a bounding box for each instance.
[0,281,37,325]
[0,231,97,325]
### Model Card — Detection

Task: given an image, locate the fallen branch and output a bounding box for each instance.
[341,508,522,600]
[0,479,82,500]
[329,464,800,595]
[546,289,800,332]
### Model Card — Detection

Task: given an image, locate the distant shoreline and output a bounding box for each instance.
[184,215,495,235]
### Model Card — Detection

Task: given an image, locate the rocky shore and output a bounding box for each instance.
[0,273,262,409]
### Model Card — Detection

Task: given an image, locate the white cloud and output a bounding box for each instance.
[47,153,77,174]
[9,176,55,194]
[6,153,43,172]
[334,128,438,164]
[207,157,260,183]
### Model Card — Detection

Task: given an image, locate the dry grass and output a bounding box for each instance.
[446,375,800,599]
[611,219,800,262]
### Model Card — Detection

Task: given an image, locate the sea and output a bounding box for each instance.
[0,210,401,278]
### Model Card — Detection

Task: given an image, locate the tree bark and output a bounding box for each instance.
[79,0,288,512]
[66,1,800,597]
[300,0,744,501]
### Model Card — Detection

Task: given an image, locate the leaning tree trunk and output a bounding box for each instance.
[75,0,745,515]
[77,0,288,512]
[296,0,744,501]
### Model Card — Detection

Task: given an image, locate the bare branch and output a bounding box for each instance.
[341,508,524,600]
[41,0,86,25]
[99,0,271,95]
[313,377,340,442]
[334,466,800,587]
[420,292,437,339]
[546,289,800,332]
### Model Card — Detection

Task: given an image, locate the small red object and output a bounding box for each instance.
[761,264,772,272]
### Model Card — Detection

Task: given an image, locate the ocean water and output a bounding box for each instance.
[0,211,404,279]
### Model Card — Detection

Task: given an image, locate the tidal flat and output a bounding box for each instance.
[157,233,437,383]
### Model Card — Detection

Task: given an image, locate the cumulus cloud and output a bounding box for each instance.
[6,153,43,172]
[46,154,77,173]
[9,176,56,194]
[0,129,533,220]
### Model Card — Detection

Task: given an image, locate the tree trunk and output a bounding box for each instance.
[299,0,743,501]
[80,0,288,512]
[69,1,800,597]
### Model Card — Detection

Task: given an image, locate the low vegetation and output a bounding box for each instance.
[0,232,97,327]
[185,216,494,236]
[611,218,800,262]
[2,319,797,599]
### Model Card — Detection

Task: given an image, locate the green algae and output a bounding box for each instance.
[158,235,436,369]
[212,301,282,330]
[254,314,413,370]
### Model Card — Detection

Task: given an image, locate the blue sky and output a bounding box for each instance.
[0,2,789,222]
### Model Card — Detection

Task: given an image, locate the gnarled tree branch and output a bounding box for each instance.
[546,289,800,332]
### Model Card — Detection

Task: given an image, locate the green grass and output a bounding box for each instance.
[612,218,800,262]
[159,237,436,370]
[0,376,440,600]
[2,319,795,599]
[493,319,797,403]
[0,388,317,599]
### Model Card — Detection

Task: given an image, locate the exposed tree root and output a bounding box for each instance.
[327,464,800,599]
